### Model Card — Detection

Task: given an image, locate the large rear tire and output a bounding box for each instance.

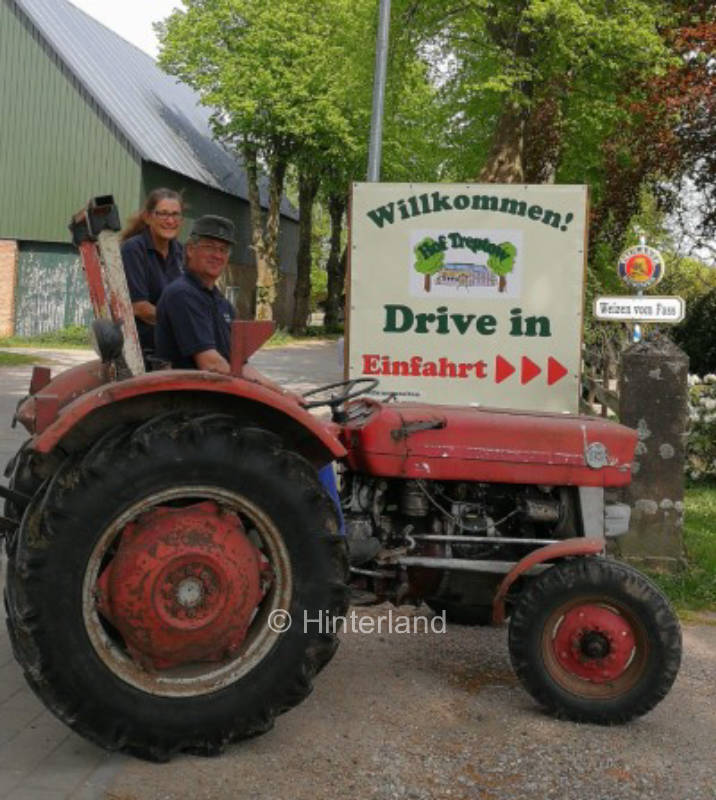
[5,414,348,760]
[508,557,681,723]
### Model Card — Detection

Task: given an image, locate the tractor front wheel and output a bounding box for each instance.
[508,557,681,723]
[4,415,348,760]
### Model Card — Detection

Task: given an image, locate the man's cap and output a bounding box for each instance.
[190,215,236,244]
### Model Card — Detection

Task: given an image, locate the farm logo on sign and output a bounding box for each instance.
[410,230,522,298]
[617,245,664,290]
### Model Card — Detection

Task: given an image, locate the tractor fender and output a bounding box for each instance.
[492,537,605,624]
[27,369,346,465]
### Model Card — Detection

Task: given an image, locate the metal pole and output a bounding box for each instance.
[633,231,647,343]
[367,0,391,182]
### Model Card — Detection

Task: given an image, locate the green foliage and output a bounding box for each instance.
[649,482,716,612]
[410,0,672,182]
[158,0,450,319]
[159,1,355,153]
[310,263,328,311]
[672,288,716,376]
[583,188,716,349]
[487,242,517,277]
[265,327,342,347]
[265,327,295,348]
[685,376,716,482]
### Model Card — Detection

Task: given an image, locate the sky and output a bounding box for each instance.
[68,0,181,58]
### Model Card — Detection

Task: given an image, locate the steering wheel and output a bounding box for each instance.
[302,378,379,414]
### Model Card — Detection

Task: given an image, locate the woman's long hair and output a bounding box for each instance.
[121,188,184,242]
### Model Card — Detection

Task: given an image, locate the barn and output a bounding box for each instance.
[0,0,299,336]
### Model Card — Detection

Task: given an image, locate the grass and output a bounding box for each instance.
[0,325,91,349]
[265,326,343,348]
[649,481,716,614]
[0,325,342,351]
[0,351,47,366]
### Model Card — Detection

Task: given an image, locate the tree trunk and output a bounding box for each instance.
[478,22,532,184]
[323,192,346,331]
[243,142,269,320]
[523,76,570,184]
[477,101,525,183]
[260,151,288,321]
[290,170,320,334]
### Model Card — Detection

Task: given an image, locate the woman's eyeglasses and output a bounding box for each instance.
[153,211,183,220]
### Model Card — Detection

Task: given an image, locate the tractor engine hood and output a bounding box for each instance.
[340,400,637,487]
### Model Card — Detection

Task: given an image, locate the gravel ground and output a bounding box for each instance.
[107,605,715,800]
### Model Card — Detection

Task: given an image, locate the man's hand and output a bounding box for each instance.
[132,301,156,325]
[194,349,231,374]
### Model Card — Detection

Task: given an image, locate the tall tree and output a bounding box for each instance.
[290,168,320,333]
[158,0,361,320]
[399,0,671,184]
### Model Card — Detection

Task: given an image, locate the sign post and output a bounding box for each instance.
[594,235,684,336]
[367,0,391,182]
[349,183,589,413]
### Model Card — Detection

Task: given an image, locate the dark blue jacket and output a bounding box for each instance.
[121,229,183,353]
[155,272,235,368]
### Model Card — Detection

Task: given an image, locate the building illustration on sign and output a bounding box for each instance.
[410,231,522,298]
[435,264,497,289]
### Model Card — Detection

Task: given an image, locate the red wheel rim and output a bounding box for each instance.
[95,501,272,670]
[552,603,636,683]
[82,485,293,697]
[541,596,648,699]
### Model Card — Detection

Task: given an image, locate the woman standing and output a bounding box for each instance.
[120,188,184,367]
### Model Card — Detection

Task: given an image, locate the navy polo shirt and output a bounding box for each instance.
[121,229,184,353]
[155,272,236,368]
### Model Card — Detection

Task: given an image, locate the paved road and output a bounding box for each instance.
[0,345,713,800]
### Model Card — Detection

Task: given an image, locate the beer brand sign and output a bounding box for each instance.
[348,183,589,413]
[617,244,664,290]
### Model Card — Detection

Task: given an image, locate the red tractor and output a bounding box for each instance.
[1,199,681,761]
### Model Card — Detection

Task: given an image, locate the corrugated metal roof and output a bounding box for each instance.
[13,0,297,219]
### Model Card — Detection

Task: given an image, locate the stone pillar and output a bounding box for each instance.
[0,240,18,337]
[617,337,688,570]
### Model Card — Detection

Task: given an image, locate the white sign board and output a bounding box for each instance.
[349,183,589,413]
[594,295,685,323]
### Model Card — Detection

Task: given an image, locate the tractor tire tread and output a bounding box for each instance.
[508,557,681,724]
[5,414,348,761]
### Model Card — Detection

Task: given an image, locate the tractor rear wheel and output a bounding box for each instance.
[508,557,681,723]
[4,414,348,761]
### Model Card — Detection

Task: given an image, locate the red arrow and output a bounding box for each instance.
[521,356,541,384]
[547,357,569,385]
[495,355,516,383]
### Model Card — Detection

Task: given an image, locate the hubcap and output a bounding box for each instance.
[552,603,636,683]
[96,500,273,670]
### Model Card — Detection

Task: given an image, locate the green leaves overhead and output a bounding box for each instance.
[158,0,446,181]
[159,0,359,153]
[155,0,711,322]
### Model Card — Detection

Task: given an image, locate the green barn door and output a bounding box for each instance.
[15,243,92,336]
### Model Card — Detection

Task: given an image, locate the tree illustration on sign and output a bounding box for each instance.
[413,238,445,292]
[487,242,517,292]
